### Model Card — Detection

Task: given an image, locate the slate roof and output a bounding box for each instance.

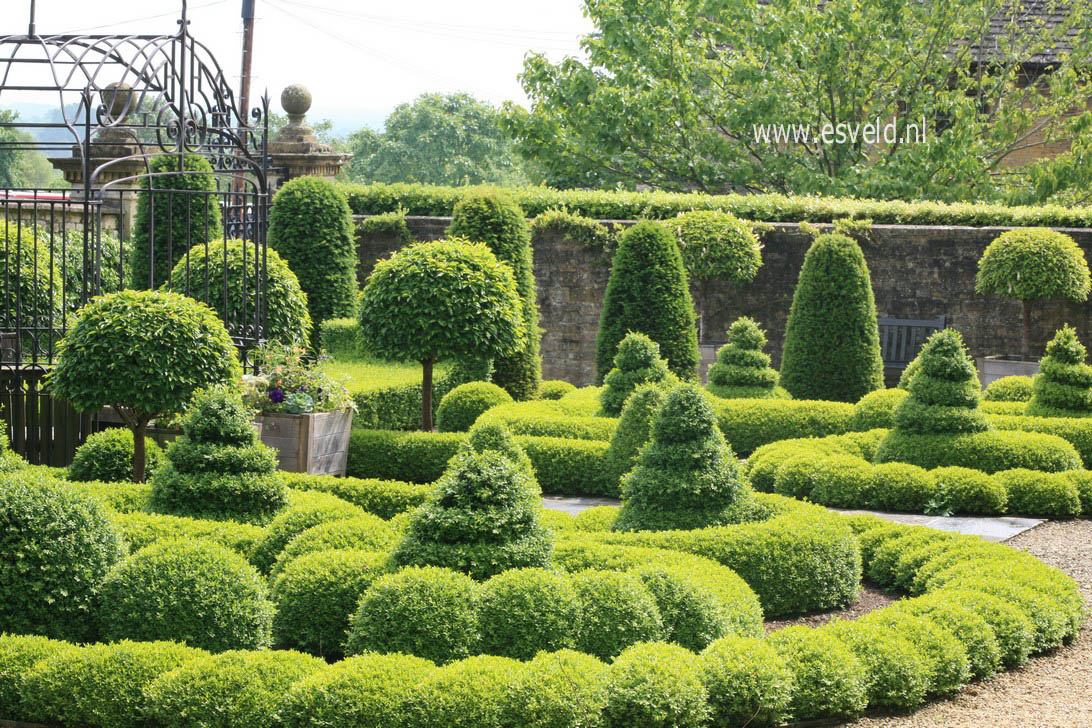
[970,0,1080,69]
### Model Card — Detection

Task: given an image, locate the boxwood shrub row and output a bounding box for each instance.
[747,431,1092,517]
[475,400,618,440]
[2,510,1080,727]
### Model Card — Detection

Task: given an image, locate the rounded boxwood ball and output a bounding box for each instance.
[539,380,576,400]
[478,567,581,659]
[699,635,794,728]
[766,625,868,721]
[503,649,609,728]
[571,570,664,661]
[97,539,274,651]
[602,642,710,728]
[437,381,513,432]
[0,475,126,641]
[412,654,524,728]
[69,428,163,483]
[984,375,1035,402]
[345,565,480,664]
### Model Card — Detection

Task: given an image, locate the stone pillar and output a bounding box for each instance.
[267,83,350,189]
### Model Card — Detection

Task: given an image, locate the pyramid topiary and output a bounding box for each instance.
[779,233,884,402]
[890,329,990,435]
[462,420,536,477]
[595,221,699,384]
[599,332,677,416]
[706,317,789,400]
[151,385,287,523]
[1026,326,1092,418]
[603,384,666,490]
[388,429,551,580]
[614,384,747,532]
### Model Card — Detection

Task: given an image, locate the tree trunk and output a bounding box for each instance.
[1022,300,1032,361]
[132,418,150,483]
[421,357,435,431]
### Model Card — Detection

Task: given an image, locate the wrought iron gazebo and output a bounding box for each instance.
[0,0,272,464]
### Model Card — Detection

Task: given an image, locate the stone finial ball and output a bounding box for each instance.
[280,84,312,117]
[101,82,133,120]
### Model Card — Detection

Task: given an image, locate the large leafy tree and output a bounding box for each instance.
[346,93,535,186]
[505,0,1092,203]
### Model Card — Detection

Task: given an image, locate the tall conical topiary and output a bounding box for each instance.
[890,329,990,435]
[603,383,666,491]
[599,332,677,416]
[779,233,883,402]
[613,384,747,532]
[448,191,542,400]
[388,426,551,580]
[595,221,699,384]
[1026,325,1092,418]
[706,317,789,399]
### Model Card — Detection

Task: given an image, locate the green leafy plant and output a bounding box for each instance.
[596,220,699,383]
[599,332,677,416]
[1026,325,1092,417]
[130,154,222,289]
[248,490,366,574]
[707,317,788,399]
[268,176,357,348]
[976,228,1091,359]
[437,381,513,432]
[477,567,581,660]
[699,635,794,728]
[892,329,990,435]
[68,428,162,483]
[167,239,311,345]
[766,626,868,721]
[602,642,710,728]
[48,290,241,482]
[448,189,542,400]
[358,239,525,430]
[571,570,665,661]
[780,233,884,402]
[604,383,665,488]
[983,375,1035,402]
[539,379,576,400]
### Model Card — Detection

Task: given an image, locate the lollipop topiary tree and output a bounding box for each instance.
[358,239,525,431]
[779,233,883,402]
[599,332,677,416]
[706,317,788,400]
[976,228,1091,360]
[1025,325,1092,418]
[48,291,241,482]
[614,384,747,532]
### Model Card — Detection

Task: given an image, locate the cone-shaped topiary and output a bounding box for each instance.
[706,317,789,399]
[151,385,286,523]
[613,384,747,531]
[890,329,990,435]
[1026,325,1092,418]
[600,332,678,416]
[779,233,883,402]
[462,421,536,477]
[604,384,666,490]
[388,447,551,580]
[448,190,542,400]
[596,221,699,384]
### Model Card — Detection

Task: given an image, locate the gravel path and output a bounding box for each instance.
[846,519,1092,728]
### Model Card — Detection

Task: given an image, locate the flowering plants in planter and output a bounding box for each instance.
[243,344,355,415]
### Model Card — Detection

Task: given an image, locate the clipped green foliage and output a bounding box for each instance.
[1026,325,1092,417]
[279,652,437,728]
[48,290,241,482]
[599,332,676,416]
[699,635,794,728]
[864,461,936,512]
[926,466,1008,515]
[129,154,222,289]
[412,654,523,728]
[930,588,1035,669]
[615,384,747,531]
[849,388,908,430]
[539,379,576,400]
[0,474,125,641]
[319,317,366,359]
[596,220,699,383]
[984,375,1035,402]
[1061,469,1092,515]
[151,385,286,523]
[602,642,710,728]
[0,432,25,474]
[707,317,788,399]
[463,420,536,476]
[0,634,79,720]
[448,190,542,400]
[20,640,203,728]
[248,490,365,573]
[112,511,264,555]
[571,570,664,661]
[388,448,552,580]
[876,429,1081,474]
[280,471,428,519]
[268,176,357,348]
[270,514,396,576]
[860,611,971,697]
[993,469,1081,518]
[888,596,1002,680]
[68,428,162,483]
[0,225,63,345]
[168,239,311,345]
[502,649,609,728]
[779,233,883,402]
[97,539,274,652]
[714,397,854,455]
[766,626,868,722]
[824,620,928,711]
[478,567,581,659]
[604,383,665,488]
[271,549,388,659]
[345,565,480,664]
[143,649,324,728]
[437,381,513,432]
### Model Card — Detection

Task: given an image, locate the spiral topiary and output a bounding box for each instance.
[599,332,677,416]
[150,385,286,524]
[603,383,665,488]
[891,329,990,435]
[68,428,162,483]
[1025,325,1092,417]
[614,384,747,532]
[706,317,789,399]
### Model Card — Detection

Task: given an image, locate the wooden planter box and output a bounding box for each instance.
[977,355,1040,390]
[254,410,353,476]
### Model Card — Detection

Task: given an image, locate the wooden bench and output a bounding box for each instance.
[878,316,947,370]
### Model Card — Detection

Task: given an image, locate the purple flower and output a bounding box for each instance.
[269,387,285,404]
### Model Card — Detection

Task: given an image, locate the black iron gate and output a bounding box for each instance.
[0,1,272,464]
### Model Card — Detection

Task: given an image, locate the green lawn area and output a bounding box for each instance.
[320,357,451,396]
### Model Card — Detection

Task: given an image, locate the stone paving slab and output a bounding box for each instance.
[542,496,1045,542]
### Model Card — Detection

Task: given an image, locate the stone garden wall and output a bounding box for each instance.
[355,216,1092,386]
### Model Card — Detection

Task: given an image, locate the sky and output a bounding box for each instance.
[2,0,594,135]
